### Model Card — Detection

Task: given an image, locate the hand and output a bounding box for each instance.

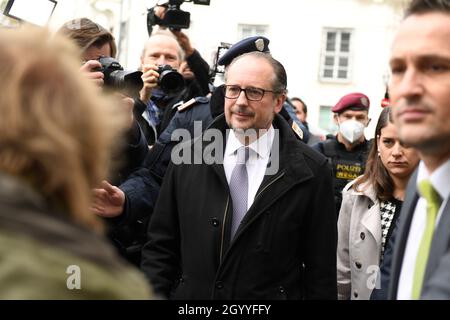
[80,60,104,86]
[91,181,126,218]
[112,93,134,129]
[179,61,194,80]
[140,64,159,104]
[171,30,194,56]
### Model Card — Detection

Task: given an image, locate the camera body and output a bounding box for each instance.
[157,64,185,93]
[97,57,143,98]
[147,0,210,34]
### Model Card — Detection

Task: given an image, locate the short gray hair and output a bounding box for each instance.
[141,30,185,62]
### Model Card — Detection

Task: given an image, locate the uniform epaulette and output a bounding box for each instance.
[291,121,304,140]
[177,96,210,113]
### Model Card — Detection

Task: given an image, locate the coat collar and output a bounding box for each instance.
[346,179,382,246]
[202,113,315,189]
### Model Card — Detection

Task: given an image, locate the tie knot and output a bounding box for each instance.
[418,179,442,211]
[236,147,250,164]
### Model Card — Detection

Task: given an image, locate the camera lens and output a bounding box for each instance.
[158,66,185,93]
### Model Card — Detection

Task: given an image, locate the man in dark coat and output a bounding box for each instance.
[141,51,337,299]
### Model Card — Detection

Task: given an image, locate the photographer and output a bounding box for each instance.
[58,18,157,266]
[58,18,148,183]
[134,30,187,145]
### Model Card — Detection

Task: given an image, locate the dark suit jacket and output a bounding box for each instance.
[388,169,450,299]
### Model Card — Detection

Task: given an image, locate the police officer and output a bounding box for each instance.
[312,92,371,215]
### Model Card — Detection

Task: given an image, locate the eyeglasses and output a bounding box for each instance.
[223,85,280,102]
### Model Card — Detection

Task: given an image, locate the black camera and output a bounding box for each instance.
[96,57,143,98]
[157,64,185,93]
[147,0,210,34]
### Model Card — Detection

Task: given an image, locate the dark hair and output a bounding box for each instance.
[58,18,117,58]
[225,51,287,94]
[291,97,307,114]
[405,0,450,17]
[353,107,395,201]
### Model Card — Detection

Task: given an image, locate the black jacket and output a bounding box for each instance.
[141,114,337,299]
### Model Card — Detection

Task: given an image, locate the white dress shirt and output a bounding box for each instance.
[397,159,450,300]
[223,126,274,210]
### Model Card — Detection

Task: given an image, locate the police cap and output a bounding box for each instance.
[217,36,270,67]
[332,92,370,114]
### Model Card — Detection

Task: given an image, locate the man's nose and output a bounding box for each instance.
[236,89,248,104]
[157,55,167,66]
[391,68,424,101]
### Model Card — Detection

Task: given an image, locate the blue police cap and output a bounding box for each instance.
[217,36,270,67]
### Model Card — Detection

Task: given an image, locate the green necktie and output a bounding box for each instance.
[412,179,442,299]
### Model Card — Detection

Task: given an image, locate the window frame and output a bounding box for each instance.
[237,23,269,40]
[319,28,354,83]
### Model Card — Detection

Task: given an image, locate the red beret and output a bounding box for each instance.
[332,93,370,113]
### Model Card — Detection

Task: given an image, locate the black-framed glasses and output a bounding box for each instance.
[223,85,279,101]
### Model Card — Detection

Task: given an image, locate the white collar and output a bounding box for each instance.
[226,126,274,160]
[416,159,450,200]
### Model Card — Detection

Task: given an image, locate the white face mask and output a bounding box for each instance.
[338,119,366,144]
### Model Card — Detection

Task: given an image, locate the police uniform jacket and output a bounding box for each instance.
[337,179,382,300]
[312,136,371,213]
[141,113,337,300]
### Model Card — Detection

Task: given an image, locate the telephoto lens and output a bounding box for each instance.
[98,57,143,98]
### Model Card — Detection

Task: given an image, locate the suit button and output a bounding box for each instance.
[179,277,184,283]
[215,281,224,289]
[360,232,365,240]
[355,262,362,269]
[211,218,220,227]
[354,291,358,298]
[279,286,285,293]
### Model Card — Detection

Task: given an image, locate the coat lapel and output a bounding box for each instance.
[424,196,450,284]
[351,182,382,247]
[388,169,419,299]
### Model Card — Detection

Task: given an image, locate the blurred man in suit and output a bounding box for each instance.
[387,0,450,300]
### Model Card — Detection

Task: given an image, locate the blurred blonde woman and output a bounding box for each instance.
[337,107,420,299]
[0,27,152,299]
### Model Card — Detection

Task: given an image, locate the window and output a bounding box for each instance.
[319,105,337,134]
[319,29,353,82]
[238,24,268,40]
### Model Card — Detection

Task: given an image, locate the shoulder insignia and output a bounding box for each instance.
[177,98,196,112]
[291,122,303,140]
[172,100,184,109]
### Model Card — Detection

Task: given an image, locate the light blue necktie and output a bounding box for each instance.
[229,147,250,239]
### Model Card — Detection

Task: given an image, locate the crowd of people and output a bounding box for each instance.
[0,0,449,300]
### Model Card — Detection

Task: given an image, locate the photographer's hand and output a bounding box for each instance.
[179,61,194,80]
[80,60,104,86]
[140,64,159,104]
[171,30,194,56]
[91,180,125,218]
[113,93,134,129]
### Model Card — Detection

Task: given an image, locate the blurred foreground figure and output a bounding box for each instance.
[0,27,152,299]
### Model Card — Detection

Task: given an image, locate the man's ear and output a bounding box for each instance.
[274,94,286,113]
[333,113,339,125]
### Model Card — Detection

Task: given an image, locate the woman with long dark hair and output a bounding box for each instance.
[337,107,420,299]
